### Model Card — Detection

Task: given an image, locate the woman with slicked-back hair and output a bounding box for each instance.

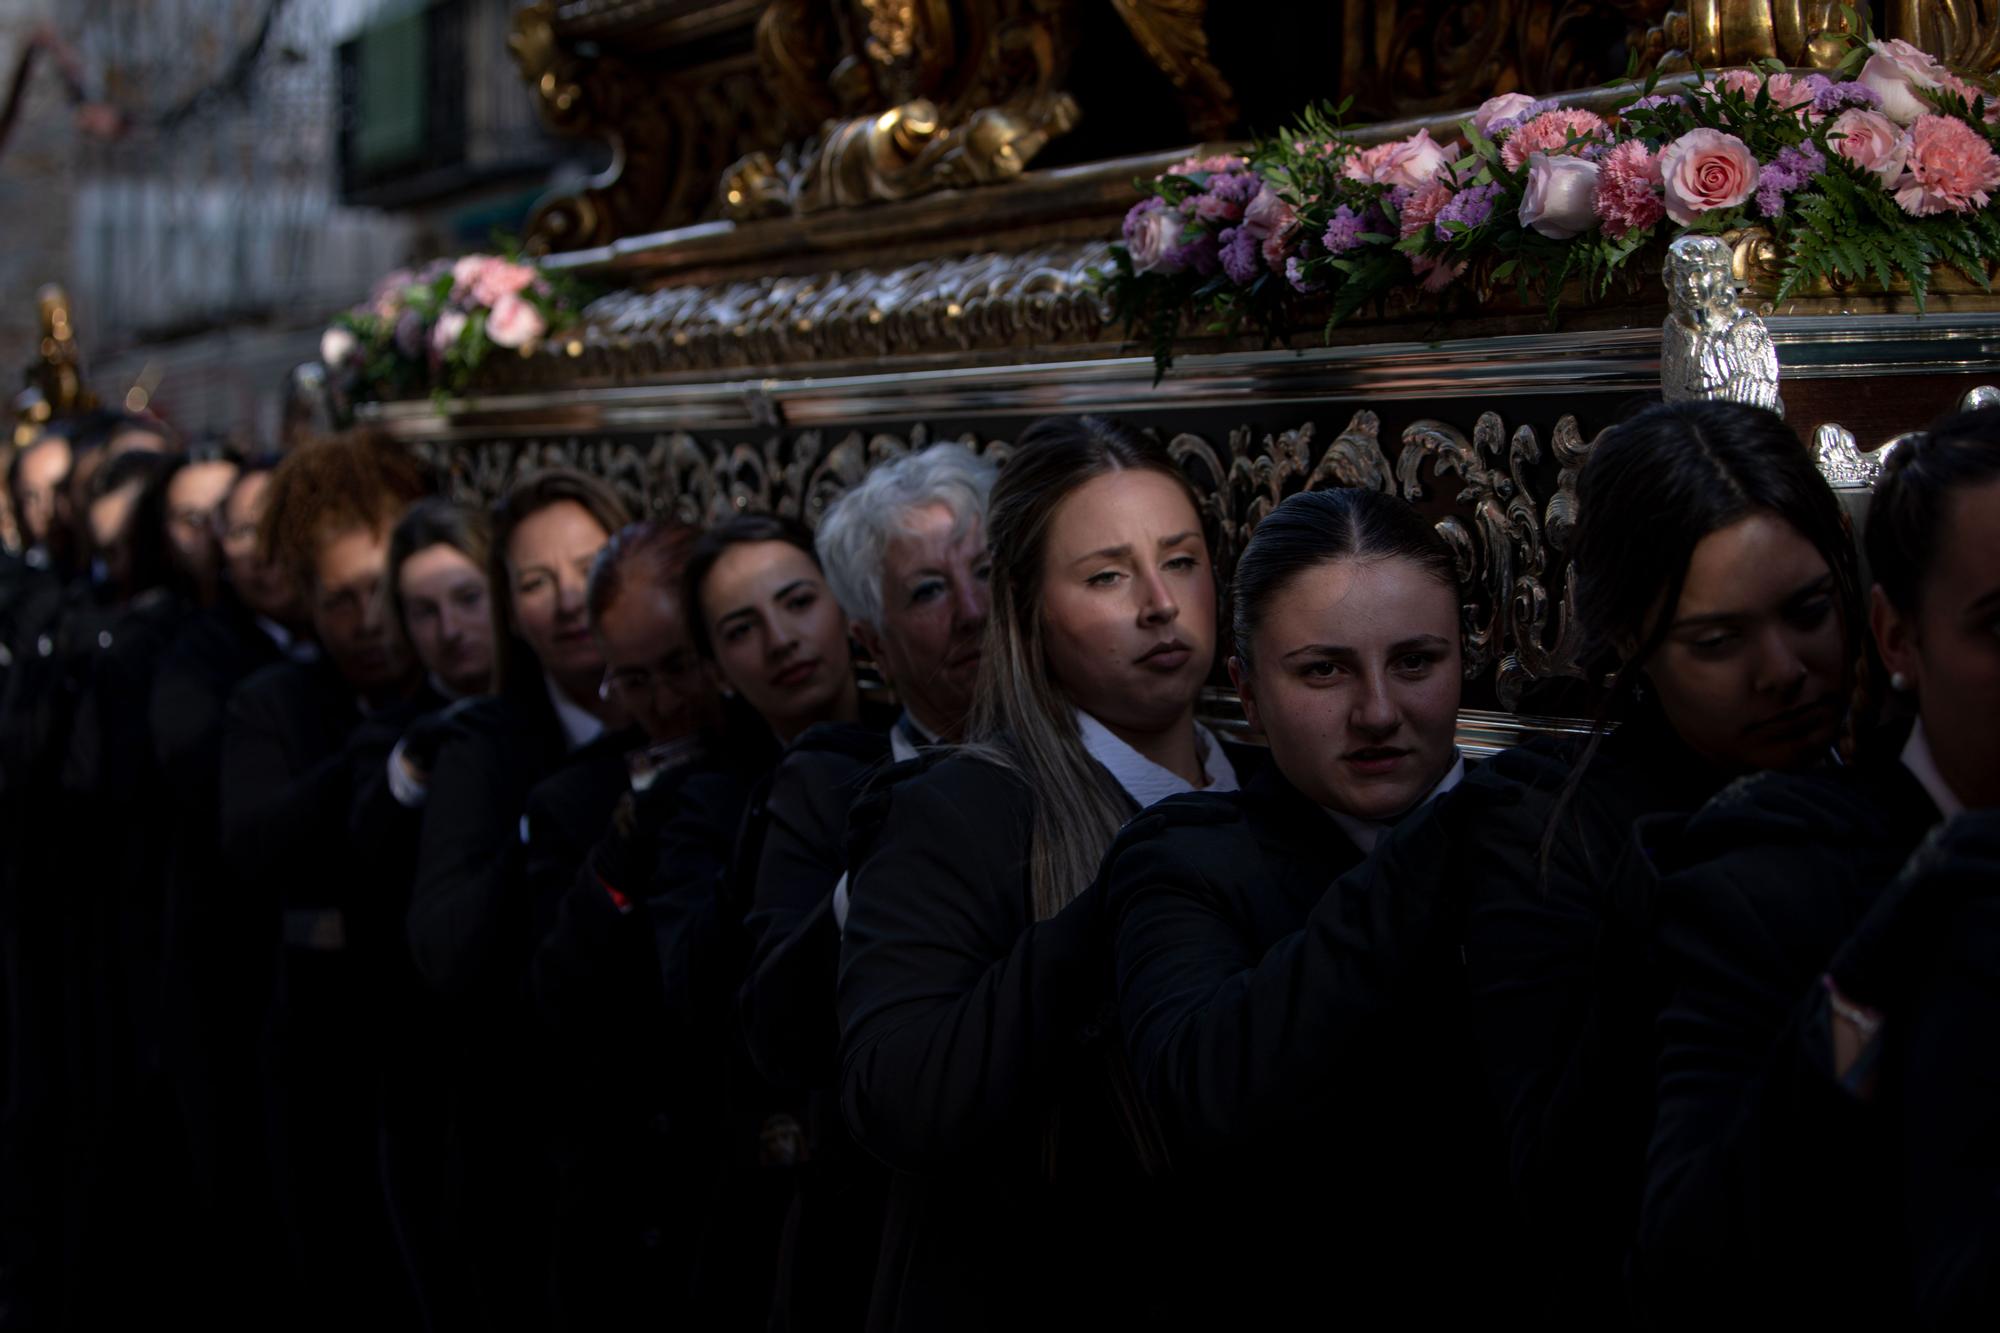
[836,415,1256,1331]
[1639,406,2000,1324]
[1096,485,1517,1323]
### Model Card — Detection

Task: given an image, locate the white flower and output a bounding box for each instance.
[1859,38,1948,126]
[320,326,357,368]
[1518,153,1600,239]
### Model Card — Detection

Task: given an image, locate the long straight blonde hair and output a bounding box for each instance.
[967,415,1211,921]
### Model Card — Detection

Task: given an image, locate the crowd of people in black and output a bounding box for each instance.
[0,396,1993,1330]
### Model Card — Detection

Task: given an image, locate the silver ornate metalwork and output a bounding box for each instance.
[1810,422,1883,489]
[1661,233,1784,417]
[1961,383,2000,412]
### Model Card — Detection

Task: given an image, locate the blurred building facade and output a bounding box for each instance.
[3,0,589,447]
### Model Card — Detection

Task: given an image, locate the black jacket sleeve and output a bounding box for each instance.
[1895,814,2000,1327]
[407,707,529,1002]
[1109,794,1461,1148]
[739,745,873,1089]
[837,757,1104,1173]
[1458,754,1666,1252]
[218,674,351,888]
[1639,774,1904,1317]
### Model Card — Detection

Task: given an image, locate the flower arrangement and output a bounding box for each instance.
[319,252,591,404]
[1102,35,2000,375]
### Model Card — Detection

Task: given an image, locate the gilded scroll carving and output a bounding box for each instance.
[415,407,1591,709]
[719,0,1095,219]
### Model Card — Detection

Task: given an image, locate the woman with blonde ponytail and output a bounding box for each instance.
[836,415,1249,1331]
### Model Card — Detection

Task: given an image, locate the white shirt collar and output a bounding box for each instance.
[1900,720,1964,821]
[1325,752,1467,854]
[889,711,939,764]
[545,672,604,752]
[1075,709,1239,809]
[256,615,319,664]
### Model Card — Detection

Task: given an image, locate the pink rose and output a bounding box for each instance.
[1595,139,1665,237]
[486,292,546,349]
[1499,108,1609,171]
[1344,129,1458,190]
[1518,153,1600,239]
[1241,189,1296,269]
[1471,92,1536,137]
[1658,128,1760,224]
[1124,202,1187,274]
[1893,112,2000,216]
[1860,38,1949,126]
[1828,108,1909,185]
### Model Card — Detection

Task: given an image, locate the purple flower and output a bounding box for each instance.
[1755,141,1826,217]
[1218,226,1261,284]
[1812,80,1882,115]
[1285,256,1321,294]
[394,309,425,358]
[1486,97,1560,139]
[1624,92,1684,115]
[1169,227,1222,276]
[1433,182,1502,239]
[1322,205,1367,255]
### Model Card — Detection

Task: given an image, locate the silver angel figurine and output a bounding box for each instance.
[1661,234,1784,418]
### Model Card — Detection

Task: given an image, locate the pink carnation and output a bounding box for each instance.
[454,256,537,308]
[1712,69,1765,100]
[1397,181,1465,292]
[1594,139,1666,237]
[1170,153,1247,176]
[1765,72,1819,117]
[1893,112,2000,216]
[1500,108,1609,171]
[1938,69,2000,123]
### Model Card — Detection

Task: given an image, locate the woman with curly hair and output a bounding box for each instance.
[217,428,434,1330]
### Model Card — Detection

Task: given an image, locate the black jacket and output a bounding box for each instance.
[839,749,1160,1332]
[531,732,775,1331]
[1457,705,1728,1323]
[1104,760,1514,1322]
[736,720,898,1333]
[1639,756,1941,1323]
[1892,811,2000,1326]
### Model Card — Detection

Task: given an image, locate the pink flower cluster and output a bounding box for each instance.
[1499,108,1608,172]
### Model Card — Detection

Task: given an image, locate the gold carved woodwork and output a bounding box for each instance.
[720,0,1100,219]
[410,407,1594,709]
[1107,0,1238,141]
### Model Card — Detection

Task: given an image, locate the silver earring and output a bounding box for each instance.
[1889,671,1910,692]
